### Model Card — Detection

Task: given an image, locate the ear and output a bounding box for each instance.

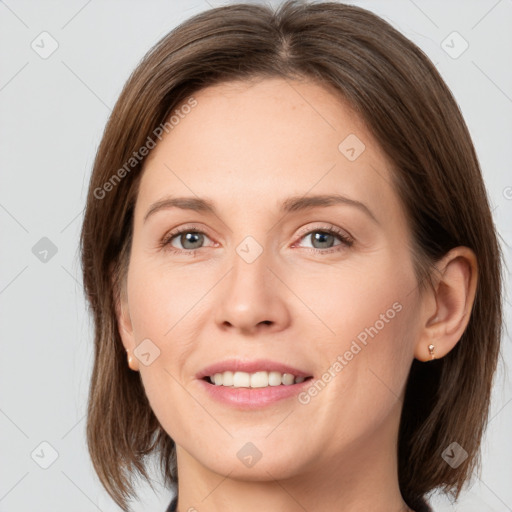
[414,247,478,362]
[112,271,139,371]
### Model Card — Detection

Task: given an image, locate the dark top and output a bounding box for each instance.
[166,496,177,512]
[166,495,433,511]
[415,497,434,512]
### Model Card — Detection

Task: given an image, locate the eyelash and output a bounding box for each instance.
[159,224,354,256]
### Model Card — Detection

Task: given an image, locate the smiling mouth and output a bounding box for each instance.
[202,371,314,388]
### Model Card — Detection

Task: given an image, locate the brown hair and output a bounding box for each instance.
[80,1,503,510]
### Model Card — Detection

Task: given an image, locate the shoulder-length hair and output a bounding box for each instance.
[80,1,503,510]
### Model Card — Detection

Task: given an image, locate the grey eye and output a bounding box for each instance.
[307,231,337,249]
[176,232,205,250]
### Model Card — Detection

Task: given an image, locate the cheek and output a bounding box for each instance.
[286,249,413,346]
[301,257,418,426]
[126,254,209,342]
[123,260,193,406]
[299,302,416,450]
[125,262,196,434]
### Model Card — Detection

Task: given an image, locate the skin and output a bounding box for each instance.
[116,77,477,512]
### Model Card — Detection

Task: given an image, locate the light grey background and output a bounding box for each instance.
[0,0,511,511]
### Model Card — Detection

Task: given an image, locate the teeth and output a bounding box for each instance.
[208,371,308,388]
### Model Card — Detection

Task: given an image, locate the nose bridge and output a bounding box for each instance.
[214,232,289,332]
[229,234,272,303]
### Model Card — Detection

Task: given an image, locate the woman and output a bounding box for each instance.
[80,1,503,511]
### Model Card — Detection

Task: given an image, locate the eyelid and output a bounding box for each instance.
[293,223,354,244]
[160,223,217,248]
[160,222,354,253]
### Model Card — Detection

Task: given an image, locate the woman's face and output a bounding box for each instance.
[117,77,425,481]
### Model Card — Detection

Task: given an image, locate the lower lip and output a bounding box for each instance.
[197,378,313,409]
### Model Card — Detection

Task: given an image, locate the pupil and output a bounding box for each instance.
[182,232,203,249]
[313,232,333,248]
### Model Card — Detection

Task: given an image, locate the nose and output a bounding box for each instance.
[214,245,291,335]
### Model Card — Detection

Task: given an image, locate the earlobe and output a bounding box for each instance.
[116,296,140,372]
[126,350,139,372]
[414,247,478,362]
[116,291,133,340]
[112,273,140,371]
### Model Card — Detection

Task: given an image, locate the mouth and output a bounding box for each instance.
[196,363,315,409]
[201,371,314,388]
[195,358,314,408]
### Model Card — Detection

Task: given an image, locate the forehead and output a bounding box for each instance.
[135,77,400,225]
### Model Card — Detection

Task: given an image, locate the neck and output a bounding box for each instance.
[173,402,412,512]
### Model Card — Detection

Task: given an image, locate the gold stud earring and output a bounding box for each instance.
[127,350,138,371]
[428,344,436,360]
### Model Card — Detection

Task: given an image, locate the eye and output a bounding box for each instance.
[293,225,354,253]
[159,224,354,255]
[160,226,215,253]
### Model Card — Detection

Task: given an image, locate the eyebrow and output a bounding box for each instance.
[143,193,378,224]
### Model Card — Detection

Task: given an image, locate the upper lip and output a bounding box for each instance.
[196,359,313,379]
